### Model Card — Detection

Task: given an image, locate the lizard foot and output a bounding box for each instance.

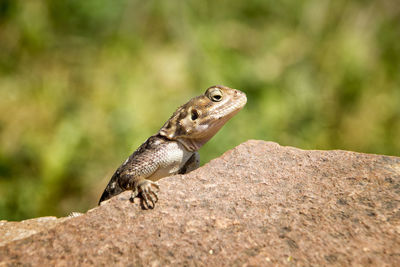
[130,180,159,209]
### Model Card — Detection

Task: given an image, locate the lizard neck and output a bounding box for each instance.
[155,133,199,152]
[175,137,209,152]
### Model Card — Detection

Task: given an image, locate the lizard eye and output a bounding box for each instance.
[207,88,223,102]
[191,109,199,120]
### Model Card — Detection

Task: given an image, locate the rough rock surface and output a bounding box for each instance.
[1,140,400,266]
[0,216,68,247]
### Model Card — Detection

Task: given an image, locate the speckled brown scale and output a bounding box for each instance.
[99,85,247,209]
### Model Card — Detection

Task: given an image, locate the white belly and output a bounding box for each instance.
[148,141,193,181]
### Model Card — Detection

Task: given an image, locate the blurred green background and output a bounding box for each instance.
[0,0,399,221]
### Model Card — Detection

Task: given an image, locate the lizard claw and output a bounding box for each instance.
[133,180,159,209]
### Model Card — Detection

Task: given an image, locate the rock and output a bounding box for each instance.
[0,217,68,247]
[1,140,400,266]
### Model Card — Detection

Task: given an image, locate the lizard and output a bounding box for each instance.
[98,85,247,209]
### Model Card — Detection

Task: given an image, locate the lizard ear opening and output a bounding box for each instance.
[191,109,199,120]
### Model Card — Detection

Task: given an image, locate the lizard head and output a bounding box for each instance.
[159,85,247,151]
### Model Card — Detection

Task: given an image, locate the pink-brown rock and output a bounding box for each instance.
[1,140,400,266]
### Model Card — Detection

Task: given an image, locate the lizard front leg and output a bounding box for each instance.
[178,152,200,174]
[130,179,160,209]
[132,152,198,208]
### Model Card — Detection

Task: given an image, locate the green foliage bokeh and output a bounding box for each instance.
[0,0,399,220]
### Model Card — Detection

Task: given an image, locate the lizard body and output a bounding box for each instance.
[98,85,247,209]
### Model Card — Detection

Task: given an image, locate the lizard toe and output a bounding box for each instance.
[142,192,154,209]
[137,180,159,209]
[129,187,139,202]
[150,190,158,203]
[151,182,160,190]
